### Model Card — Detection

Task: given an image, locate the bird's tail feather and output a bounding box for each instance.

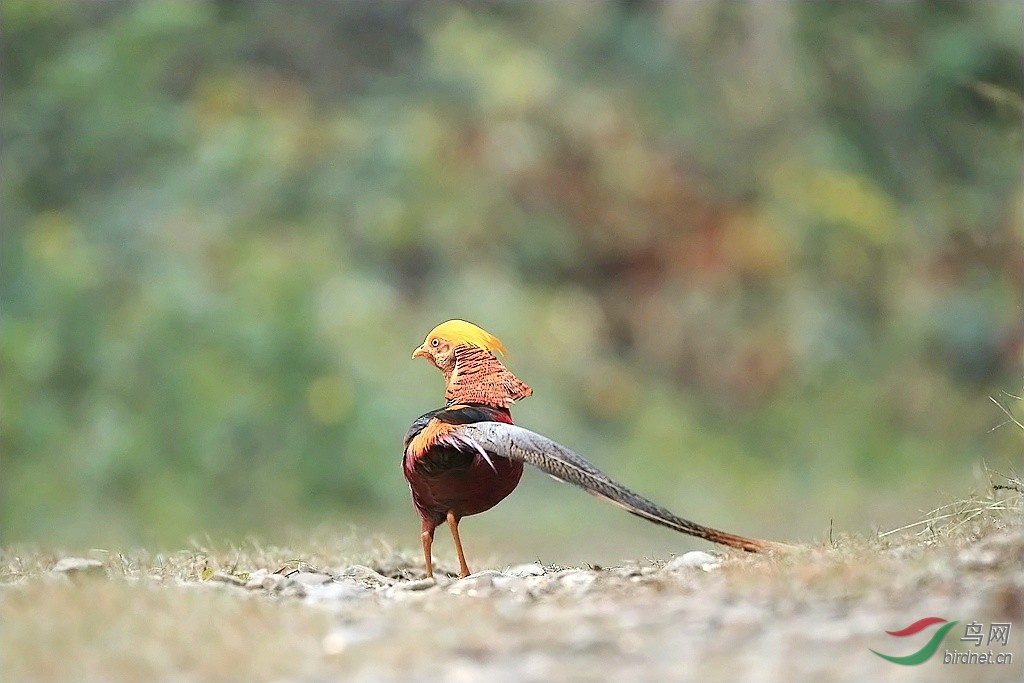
[454,422,789,553]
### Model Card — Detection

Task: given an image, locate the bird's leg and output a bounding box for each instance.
[420,518,436,579]
[446,510,471,578]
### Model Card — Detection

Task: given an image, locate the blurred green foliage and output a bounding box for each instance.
[1,1,1022,548]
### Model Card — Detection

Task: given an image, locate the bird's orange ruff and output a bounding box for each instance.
[445,345,532,407]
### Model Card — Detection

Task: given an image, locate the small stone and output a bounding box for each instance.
[958,546,1002,570]
[608,566,643,579]
[261,574,298,591]
[397,577,438,591]
[51,558,104,576]
[334,565,395,588]
[448,572,497,596]
[291,572,332,586]
[492,575,528,593]
[523,574,555,593]
[663,551,722,572]
[280,584,307,599]
[305,582,371,603]
[244,569,270,590]
[506,562,546,577]
[558,570,597,591]
[209,572,247,586]
[260,575,307,598]
[384,577,439,599]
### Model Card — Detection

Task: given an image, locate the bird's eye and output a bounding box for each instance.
[430,338,440,347]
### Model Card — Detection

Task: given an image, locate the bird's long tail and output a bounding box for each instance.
[452,422,790,553]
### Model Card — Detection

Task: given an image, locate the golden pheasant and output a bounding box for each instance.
[404,319,784,578]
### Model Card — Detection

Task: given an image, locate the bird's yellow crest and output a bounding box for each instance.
[421,319,507,355]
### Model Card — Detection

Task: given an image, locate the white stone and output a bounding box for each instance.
[505,562,546,577]
[208,572,246,586]
[558,570,597,590]
[384,577,438,599]
[448,572,497,596]
[291,571,332,586]
[663,551,722,572]
[51,558,104,575]
[304,582,371,603]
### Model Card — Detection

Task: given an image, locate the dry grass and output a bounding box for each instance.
[877,470,1023,544]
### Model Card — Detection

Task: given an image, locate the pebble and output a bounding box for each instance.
[958,548,999,570]
[558,570,597,591]
[208,572,247,586]
[463,569,503,580]
[523,574,556,593]
[304,582,371,604]
[51,557,104,576]
[334,565,396,588]
[608,566,643,579]
[663,551,722,572]
[244,569,270,590]
[448,571,500,596]
[491,575,528,594]
[291,571,333,586]
[260,574,293,590]
[505,562,546,577]
[255,573,307,597]
[384,577,438,599]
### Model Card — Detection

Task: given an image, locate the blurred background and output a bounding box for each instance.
[2,1,1022,563]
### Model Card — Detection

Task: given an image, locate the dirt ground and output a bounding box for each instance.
[2,505,1023,683]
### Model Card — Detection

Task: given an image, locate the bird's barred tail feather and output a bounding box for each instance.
[454,422,789,553]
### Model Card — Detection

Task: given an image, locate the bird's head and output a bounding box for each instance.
[412,319,507,374]
[413,319,531,407]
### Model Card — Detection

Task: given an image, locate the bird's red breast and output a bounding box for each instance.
[403,404,523,525]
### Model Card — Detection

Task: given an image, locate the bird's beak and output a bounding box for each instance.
[412,345,428,360]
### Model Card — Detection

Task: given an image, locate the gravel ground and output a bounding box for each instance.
[2,522,1023,683]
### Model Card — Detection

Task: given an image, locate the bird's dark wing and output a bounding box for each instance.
[453,421,788,553]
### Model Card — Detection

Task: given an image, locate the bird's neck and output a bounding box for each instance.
[444,345,533,409]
